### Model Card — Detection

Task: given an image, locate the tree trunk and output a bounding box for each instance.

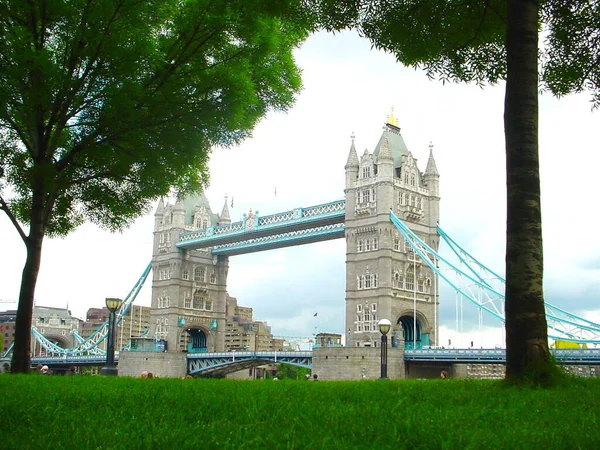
[11,189,46,374]
[504,0,550,380]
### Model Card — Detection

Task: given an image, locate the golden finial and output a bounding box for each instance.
[386,107,399,127]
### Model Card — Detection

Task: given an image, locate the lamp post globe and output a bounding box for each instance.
[101,297,123,376]
[378,319,392,379]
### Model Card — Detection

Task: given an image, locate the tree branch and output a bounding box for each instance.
[0,194,27,244]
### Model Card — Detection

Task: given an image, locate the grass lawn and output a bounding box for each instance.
[1,375,598,449]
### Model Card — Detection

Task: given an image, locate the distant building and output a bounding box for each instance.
[0,310,17,352]
[31,306,81,355]
[79,305,152,351]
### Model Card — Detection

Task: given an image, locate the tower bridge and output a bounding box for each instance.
[7,112,600,378]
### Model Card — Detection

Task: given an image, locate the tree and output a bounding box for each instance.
[316,0,599,383]
[0,0,313,373]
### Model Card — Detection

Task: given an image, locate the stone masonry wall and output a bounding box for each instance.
[118,351,187,378]
[312,346,405,380]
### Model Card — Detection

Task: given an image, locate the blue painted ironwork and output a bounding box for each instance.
[405,348,600,365]
[391,210,600,344]
[211,223,345,255]
[187,351,312,376]
[177,200,345,250]
[31,263,152,356]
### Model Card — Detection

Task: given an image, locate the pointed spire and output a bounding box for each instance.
[386,107,399,128]
[345,131,359,169]
[154,197,165,216]
[377,136,393,162]
[425,141,439,176]
[220,194,231,224]
[173,196,184,211]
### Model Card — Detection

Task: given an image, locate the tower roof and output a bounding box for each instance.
[373,123,410,169]
[181,192,217,225]
[154,197,165,216]
[377,137,393,163]
[345,132,359,169]
[425,142,439,176]
[220,195,231,224]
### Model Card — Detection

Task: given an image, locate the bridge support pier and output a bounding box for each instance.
[312,346,405,380]
[118,351,187,378]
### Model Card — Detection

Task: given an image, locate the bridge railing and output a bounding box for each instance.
[178,200,345,245]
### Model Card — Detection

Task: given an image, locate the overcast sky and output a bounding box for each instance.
[2,30,599,348]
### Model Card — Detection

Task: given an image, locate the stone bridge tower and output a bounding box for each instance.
[151,194,231,353]
[344,112,440,349]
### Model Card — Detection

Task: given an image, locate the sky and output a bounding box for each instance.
[1,30,600,349]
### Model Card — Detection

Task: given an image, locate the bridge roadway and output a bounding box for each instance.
[7,348,599,375]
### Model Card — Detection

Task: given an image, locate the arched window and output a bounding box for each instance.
[184,293,192,309]
[194,266,205,282]
[357,276,363,289]
[393,237,400,251]
[410,173,416,186]
[193,290,205,309]
[393,271,403,289]
[405,266,415,290]
[202,219,208,229]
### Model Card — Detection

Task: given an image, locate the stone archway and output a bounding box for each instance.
[396,311,431,349]
[186,328,208,353]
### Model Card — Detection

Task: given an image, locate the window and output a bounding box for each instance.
[362,166,371,178]
[393,271,403,289]
[372,238,378,250]
[158,267,171,280]
[372,303,377,312]
[393,237,400,251]
[404,172,409,184]
[357,240,364,252]
[210,272,216,284]
[357,275,364,289]
[184,294,192,309]
[406,266,415,290]
[365,276,371,289]
[205,300,212,311]
[365,239,371,251]
[182,270,189,281]
[357,304,363,313]
[410,173,416,186]
[158,295,170,308]
[193,291,204,309]
[362,189,370,203]
[194,266,205,282]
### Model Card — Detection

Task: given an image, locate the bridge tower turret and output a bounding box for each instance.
[344,111,440,350]
[150,192,229,354]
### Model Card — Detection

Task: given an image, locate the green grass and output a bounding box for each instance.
[1,375,599,449]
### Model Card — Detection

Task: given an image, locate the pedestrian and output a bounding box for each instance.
[36,363,43,374]
[40,365,49,375]
[440,370,448,379]
[312,374,319,381]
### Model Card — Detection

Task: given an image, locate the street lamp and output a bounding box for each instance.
[378,319,392,379]
[100,297,123,376]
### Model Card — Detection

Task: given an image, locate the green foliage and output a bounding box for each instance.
[543,1,600,105]
[0,0,310,236]
[275,363,310,380]
[2,376,600,448]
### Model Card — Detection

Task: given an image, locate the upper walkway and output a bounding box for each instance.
[176,200,345,255]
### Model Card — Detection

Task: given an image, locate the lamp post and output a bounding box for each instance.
[378,319,392,379]
[100,297,123,376]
